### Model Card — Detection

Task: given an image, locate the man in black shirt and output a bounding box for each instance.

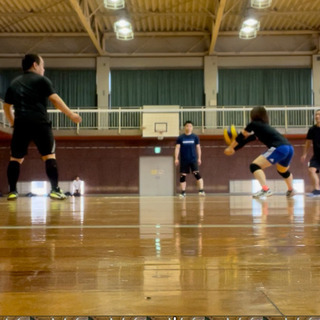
[3,53,82,200]
[301,109,320,196]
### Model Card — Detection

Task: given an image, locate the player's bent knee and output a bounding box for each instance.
[193,172,202,180]
[180,175,186,183]
[277,170,291,178]
[250,163,261,173]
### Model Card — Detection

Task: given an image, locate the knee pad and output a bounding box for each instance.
[250,163,261,173]
[278,170,291,178]
[193,172,202,180]
[180,175,186,183]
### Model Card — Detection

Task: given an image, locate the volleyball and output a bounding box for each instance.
[223,124,238,145]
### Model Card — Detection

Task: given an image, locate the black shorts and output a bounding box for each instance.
[180,161,199,174]
[309,157,320,173]
[11,121,55,158]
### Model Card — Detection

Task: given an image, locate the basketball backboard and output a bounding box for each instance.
[142,105,179,139]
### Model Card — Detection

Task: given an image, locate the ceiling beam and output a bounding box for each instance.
[0,50,316,58]
[6,8,318,19]
[216,49,318,56]
[220,30,320,36]
[0,53,98,58]
[105,31,211,37]
[68,0,105,55]
[0,33,89,37]
[96,12,212,18]
[257,10,320,16]
[208,0,227,55]
[0,12,77,18]
[0,30,317,39]
[187,37,207,53]
[105,30,319,38]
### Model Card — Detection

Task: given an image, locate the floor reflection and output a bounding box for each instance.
[229,195,305,223]
[1,195,320,315]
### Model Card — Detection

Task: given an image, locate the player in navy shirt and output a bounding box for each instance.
[224,106,295,198]
[301,109,320,196]
[175,121,205,198]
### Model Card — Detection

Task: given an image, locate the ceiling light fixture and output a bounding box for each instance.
[114,19,134,40]
[116,28,134,40]
[114,19,131,31]
[242,18,260,31]
[104,0,125,10]
[239,26,257,39]
[251,0,272,9]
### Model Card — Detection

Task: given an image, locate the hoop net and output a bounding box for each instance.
[157,131,164,140]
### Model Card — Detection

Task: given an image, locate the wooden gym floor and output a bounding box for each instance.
[0,194,320,317]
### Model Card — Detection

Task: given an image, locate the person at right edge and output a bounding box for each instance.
[301,109,320,197]
[3,53,82,200]
[224,106,295,198]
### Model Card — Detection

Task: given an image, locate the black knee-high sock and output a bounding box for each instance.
[7,161,20,193]
[45,159,59,190]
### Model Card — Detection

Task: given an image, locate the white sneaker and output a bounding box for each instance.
[286,189,296,198]
[198,191,206,196]
[253,189,272,198]
[179,192,186,198]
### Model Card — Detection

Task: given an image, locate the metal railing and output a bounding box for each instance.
[0,104,318,133]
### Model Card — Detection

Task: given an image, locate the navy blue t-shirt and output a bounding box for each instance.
[176,133,199,163]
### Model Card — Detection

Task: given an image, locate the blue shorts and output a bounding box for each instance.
[263,145,294,167]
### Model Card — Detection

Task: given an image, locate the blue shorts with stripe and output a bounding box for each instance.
[263,145,294,167]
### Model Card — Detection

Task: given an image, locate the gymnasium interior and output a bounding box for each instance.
[0,0,320,318]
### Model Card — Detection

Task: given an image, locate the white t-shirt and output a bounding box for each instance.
[73,179,81,192]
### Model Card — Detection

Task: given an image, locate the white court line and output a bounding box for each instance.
[0,223,318,230]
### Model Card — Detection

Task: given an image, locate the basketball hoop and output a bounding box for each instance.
[157,131,164,140]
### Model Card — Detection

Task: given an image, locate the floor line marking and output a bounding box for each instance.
[0,223,318,230]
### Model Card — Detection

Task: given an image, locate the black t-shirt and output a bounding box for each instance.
[245,121,290,148]
[4,71,55,124]
[306,125,320,160]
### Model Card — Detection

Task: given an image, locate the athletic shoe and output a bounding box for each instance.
[198,191,206,196]
[286,189,296,198]
[308,189,320,197]
[7,191,18,201]
[50,188,67,200]
[179,192,186,198]
[252,189,273,198]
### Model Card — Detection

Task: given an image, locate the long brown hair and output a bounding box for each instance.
[250,106,269,124]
